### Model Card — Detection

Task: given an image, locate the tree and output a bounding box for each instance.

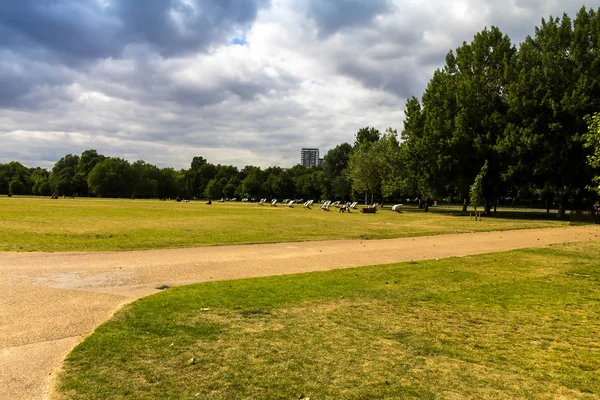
[87,158,136,197]
[186,156,213,197]
[375,128,404,199]
[449,27,515,213]
[354,127,381,147]
[129,161,155,198]
[76,150,107,196]
[30,168,51,196]
[9,177,25,195]
[0,162,32,195]
[470,161,488,214]
[0,165,8,194]
[322,143,352,199]
[240,167,264,198]
[503,8,600,217]
[204,178,225,199]
[584,112,600,194]
[402,27,515,213]
[50,154,80,195]
[348,142,382,204]
[158,168,183,198]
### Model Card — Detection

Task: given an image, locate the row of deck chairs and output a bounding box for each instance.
[258,198,297,207]
[318,201,359,211]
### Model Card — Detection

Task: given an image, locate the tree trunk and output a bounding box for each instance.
[484,198,491,215]
[546,198,551,214]
[493,197,497,213]
[462,197,468,212]
[557,197,567,219]
[424,199,429,212]
[364,192,368,205]
[370,193,374,204]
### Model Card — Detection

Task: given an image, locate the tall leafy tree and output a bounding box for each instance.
[50,154,80,195]
[449,26,515,212]
[30,168,51,196]
[322,143,352,199]
[504,8,599,216]
[584,112,600,194]
[87,158,136,198]
[348,142,382,204]
[354,127,381,147]
[76,150,107,196]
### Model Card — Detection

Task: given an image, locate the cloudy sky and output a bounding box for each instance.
[0,0,596,169]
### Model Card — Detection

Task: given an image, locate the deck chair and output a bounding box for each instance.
[271,199,278,207]
[287,200,295,207]
[392,204,403,213]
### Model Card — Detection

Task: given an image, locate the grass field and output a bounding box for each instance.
[56,241,600,399]
[0,196,569,252]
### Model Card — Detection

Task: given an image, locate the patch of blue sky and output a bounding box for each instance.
[231,37,248,45]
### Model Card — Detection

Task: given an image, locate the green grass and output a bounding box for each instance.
[0,196,568,252]
[57,241,600,399]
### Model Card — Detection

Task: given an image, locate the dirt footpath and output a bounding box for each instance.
[1,226,599,399]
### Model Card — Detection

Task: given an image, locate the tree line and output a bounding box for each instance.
[1,7,599,214]
[380,6,600,216]
[0,148,356,201]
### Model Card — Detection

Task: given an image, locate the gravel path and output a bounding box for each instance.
[1,226,599,399]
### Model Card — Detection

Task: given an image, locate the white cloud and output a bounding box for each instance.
[0,0,597,168]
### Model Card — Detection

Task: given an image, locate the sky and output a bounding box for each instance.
[0,0,597,169]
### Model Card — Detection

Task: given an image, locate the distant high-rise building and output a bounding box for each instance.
[301,148,319,168]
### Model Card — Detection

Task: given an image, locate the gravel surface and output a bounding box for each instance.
[1,226,598,400]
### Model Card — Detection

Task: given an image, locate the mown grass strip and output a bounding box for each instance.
[0,197,568,252]
[57,241,600,399]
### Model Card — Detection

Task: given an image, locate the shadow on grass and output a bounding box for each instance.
[402,206,567,222]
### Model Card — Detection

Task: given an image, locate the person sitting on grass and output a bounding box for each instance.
[339,202,351,213]
[206,199,212,205]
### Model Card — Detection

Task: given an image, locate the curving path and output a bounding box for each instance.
[1,225,599,399]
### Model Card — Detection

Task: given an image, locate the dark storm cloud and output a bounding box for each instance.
[305,0,393,37]
[0,0,270,62]
[337,58,421,99]
[0,0,271,109]
[0,0,119,64]
[110,0,269,57]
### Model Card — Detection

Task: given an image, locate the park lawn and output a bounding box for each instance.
[0,196,569,252]
[56,241,600,400]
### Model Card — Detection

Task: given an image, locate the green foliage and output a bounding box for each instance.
[502,7,600,213]
[348,141,382,203]
[203,177,225,199]
[50,154,79,195]
[354,126,381,147]
[87,158,137,197]
[399,8,600,214]
[470,161,488,212]
[322,143,353,199]
[584,112,600,194]
[8,177,25,195]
